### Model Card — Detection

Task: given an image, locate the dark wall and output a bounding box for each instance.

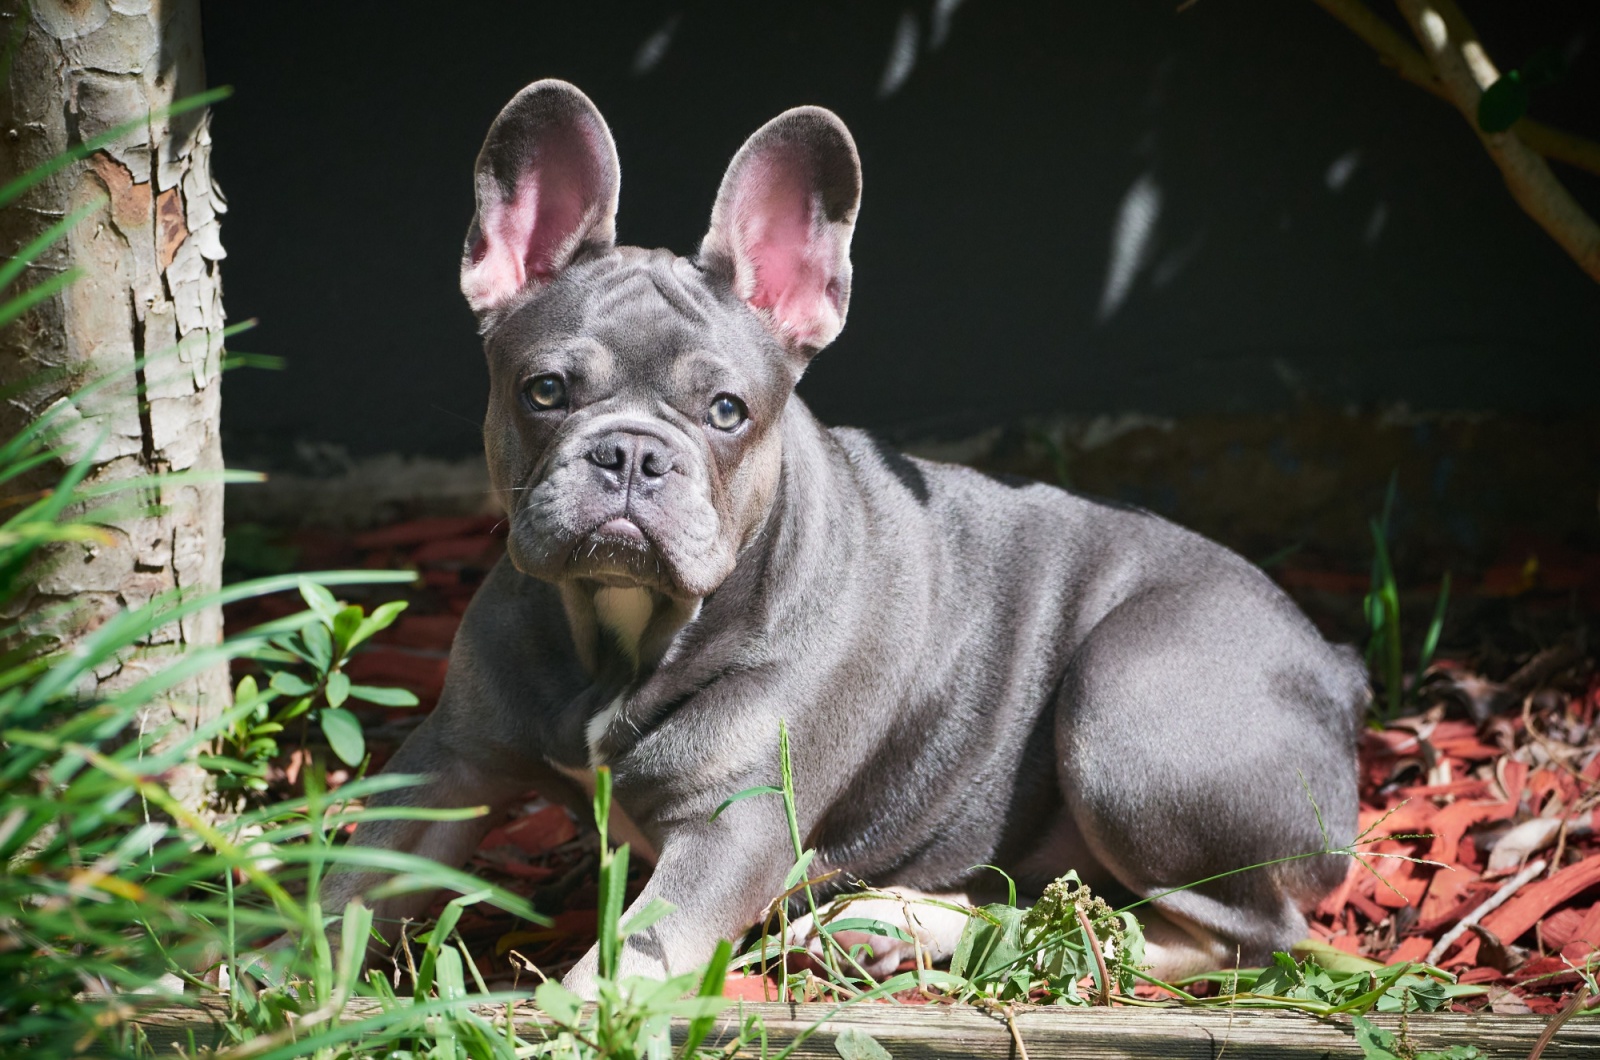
[203,1,1599,462]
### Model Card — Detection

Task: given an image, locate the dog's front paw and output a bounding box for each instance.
[786,890,972,982]
[562,949,600,1000]
[786,908,909,981]
[561,943,674,998]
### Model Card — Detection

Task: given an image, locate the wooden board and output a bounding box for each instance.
[130,998,1600,1058]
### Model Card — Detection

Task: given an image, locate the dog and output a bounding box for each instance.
[324,79,1364,995]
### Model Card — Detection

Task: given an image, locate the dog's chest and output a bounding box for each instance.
[593,586,653,665]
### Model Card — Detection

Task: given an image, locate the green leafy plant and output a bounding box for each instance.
[1173,947,1480,1017]
[211,581,418,787]
[1365,474,1451,722]
[1353,1013,1481,1060]
[223,521,301,580]
[0,385,552,1056]
[716,723,1483,1022]
[0,117,546,1058]
[201,764,540,1060]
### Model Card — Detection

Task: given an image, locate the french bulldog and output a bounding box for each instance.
[324,79,1364,995]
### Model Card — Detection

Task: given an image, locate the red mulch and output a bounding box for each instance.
[224,517,1600,1006]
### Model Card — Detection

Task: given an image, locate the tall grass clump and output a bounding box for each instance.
[0,104,545,1058]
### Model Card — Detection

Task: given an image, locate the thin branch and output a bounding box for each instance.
[1003,1006,1032,1060]
[1529,982,1592,1060]
[1522,123,1600,180]
[1424,857,1546,965]
[1311,0,1600,179]
[1393,0,1600,283]
[1075,905,1112,1006]
[1313,0,1448,99]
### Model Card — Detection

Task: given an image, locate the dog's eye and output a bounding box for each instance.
[708,394,747,431]
[524,374,567,410]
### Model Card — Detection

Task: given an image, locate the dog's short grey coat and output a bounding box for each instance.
[325,80,1365,993]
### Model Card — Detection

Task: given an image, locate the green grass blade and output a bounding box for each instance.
[0,203,99,292]
[679,937,733,1058]
[1416,571,1451,676]
[0,268,79,331]
[597,842,631,979]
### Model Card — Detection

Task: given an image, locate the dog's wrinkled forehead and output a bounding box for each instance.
[486,246,788,397]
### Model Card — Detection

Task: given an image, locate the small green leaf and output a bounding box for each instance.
[597,842,629,979]
[347,599,408,652]
[823,918,914,944]
[784,848,817,890]
[1417,571,1451,675]
[300,620,333,671]
[834,1027,892,1060]
[619,896,676,938]
[332,605,364,652]
[346,683,419,707]
[709,785,783,823]
[234,674,259,702]
[682,938,733,1056]
[320,706,366,766]
[298,579,341,625]
[949,904,1027,994]
[1352,1015,1404,1060]
[594,764,612,850]
[534,979,582,1026]
[325,671,350,708]
[1477,70,1529,133]
[268,670,314,696]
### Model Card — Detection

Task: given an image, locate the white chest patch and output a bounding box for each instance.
[585,693,625,767]
[593,586,653,663]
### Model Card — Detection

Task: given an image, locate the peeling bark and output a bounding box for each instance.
[0,0,228,807]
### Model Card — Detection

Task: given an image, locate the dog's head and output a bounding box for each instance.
[463,80,860,603]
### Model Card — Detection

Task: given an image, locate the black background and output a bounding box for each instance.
[203,1,1599,463]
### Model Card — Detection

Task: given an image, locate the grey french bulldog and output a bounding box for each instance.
[324,79,1364,995]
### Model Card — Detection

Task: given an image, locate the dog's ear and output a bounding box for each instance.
[461,80,620,317]
[699,107,861,357]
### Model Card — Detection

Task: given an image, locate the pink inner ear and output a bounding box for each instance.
[466,122,610,311]
[733,153,844,348]
[485,169,592,287]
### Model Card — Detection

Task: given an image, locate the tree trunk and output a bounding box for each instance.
[0,0,228,807]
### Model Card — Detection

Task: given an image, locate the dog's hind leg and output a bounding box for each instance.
[1053,582,1362,975]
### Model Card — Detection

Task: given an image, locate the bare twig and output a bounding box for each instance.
[1521,694,1600,797]
[1075,905,1112,1006]
[1528,981,1591,1060]
[1311,0,1600,179]
[1425,857,1547,965]
[1393,0,1600,283]
[1003,1006,1032,1060]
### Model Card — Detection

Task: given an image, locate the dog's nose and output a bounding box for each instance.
[587,440,627,472]
[637,444,671,479]
[586,432,675,485]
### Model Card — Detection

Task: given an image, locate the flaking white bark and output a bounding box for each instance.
[0,0,228,806]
